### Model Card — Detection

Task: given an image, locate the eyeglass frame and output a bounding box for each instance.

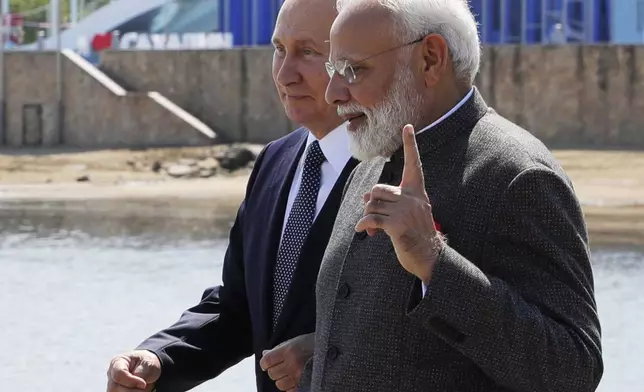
[325,35,426,84]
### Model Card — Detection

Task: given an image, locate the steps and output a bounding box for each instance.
[62,49,217,147]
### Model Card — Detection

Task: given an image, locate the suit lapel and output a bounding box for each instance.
[270,157,360,344]
[259,133,308,345]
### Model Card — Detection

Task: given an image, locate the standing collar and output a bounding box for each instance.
[387,86,489,166]
[416,87,475,135]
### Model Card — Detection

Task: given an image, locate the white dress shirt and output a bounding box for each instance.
[419,87,474,296]
[281,123,352,239]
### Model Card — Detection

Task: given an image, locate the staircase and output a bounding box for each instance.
[62,49,217,147]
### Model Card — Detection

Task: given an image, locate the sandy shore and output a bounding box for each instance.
[0,147,642,247]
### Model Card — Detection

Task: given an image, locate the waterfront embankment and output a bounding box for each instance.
[0,147,642,248]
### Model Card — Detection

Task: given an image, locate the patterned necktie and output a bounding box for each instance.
[272,140,326,328]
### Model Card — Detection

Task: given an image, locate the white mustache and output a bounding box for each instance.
[337,104,367,117]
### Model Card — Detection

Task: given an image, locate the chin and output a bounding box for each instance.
[348,123,402,162]
[349,143,399,162]
[283,107,309,123]
[286,110,328,129]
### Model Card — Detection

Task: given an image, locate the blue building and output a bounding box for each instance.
[23,0,617,54]
[230,0,613,46]
[462,0,610,44]
[610,0,644,43]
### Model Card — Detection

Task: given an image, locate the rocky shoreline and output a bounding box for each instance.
[0,147,642,248]
[0,144,264,184]
[154,145,259,179]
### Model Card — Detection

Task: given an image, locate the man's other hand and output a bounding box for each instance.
[106,350,161,392]
[260,333,315,391]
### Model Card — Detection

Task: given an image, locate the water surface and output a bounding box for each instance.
[0,200,641,391]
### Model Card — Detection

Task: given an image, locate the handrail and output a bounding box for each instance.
[148,92,216,139]
[62,48,127,96]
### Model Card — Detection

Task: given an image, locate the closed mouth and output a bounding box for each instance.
[284,93,310,100]
[341,113,365,122]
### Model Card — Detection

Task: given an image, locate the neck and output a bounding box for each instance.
[306,119,344,140]
[416,83,471,129]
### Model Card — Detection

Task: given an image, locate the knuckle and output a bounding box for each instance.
[276,377,292,391]
[109,356,122,368]
[371,185,387,197]
[263,353,277,365]
[282,346,294,357]
[112,371,128,384]
[273,344,286,353]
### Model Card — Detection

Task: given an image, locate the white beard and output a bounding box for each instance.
[337,64,423,161]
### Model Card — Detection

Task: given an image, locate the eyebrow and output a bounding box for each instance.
[327,44,369,63]
[330,52,363,64]
[300,38,324,47]
[272,37,325,47]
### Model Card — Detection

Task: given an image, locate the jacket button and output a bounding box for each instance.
[327,345,339,360]
[338,282,351,299]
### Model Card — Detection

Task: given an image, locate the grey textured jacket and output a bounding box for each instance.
[300,88,603,392]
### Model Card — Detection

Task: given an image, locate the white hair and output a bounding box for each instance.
[336,0,481,83]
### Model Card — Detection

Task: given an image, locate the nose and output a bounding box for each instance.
[275,54,302,87]
[325,73,350,106]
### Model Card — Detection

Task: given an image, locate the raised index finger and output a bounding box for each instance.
[400,124,425,191]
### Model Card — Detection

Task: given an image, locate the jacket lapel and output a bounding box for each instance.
[259,133,308,345]
[270,157,360,344]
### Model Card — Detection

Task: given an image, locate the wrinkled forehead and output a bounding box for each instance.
[329,1,398,62]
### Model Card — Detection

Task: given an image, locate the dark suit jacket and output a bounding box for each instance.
[302,89,603,392]
[137,127,357,392]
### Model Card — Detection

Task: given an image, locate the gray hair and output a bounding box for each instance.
[336,0,481,83]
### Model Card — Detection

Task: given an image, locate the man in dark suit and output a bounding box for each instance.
[105,0,356,391]
[300,0,603,391]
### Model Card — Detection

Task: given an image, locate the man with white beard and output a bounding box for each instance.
[298,0,603,391]
[334,50,422,162]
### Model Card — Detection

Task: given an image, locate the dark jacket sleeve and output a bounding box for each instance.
[136,143,272,392]
[407,166,603,392]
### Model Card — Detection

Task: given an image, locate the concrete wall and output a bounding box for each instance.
[4,52,214,148]
[99,48,297,143]
[5,53,58,146]
[474,45,644,148]
[5,45,644,148]
[101,45,644,148]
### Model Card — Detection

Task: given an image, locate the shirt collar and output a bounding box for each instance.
[416,87,474,135]
[305,122,352,174]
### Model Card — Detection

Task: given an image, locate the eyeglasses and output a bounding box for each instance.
[325,36,425,84]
